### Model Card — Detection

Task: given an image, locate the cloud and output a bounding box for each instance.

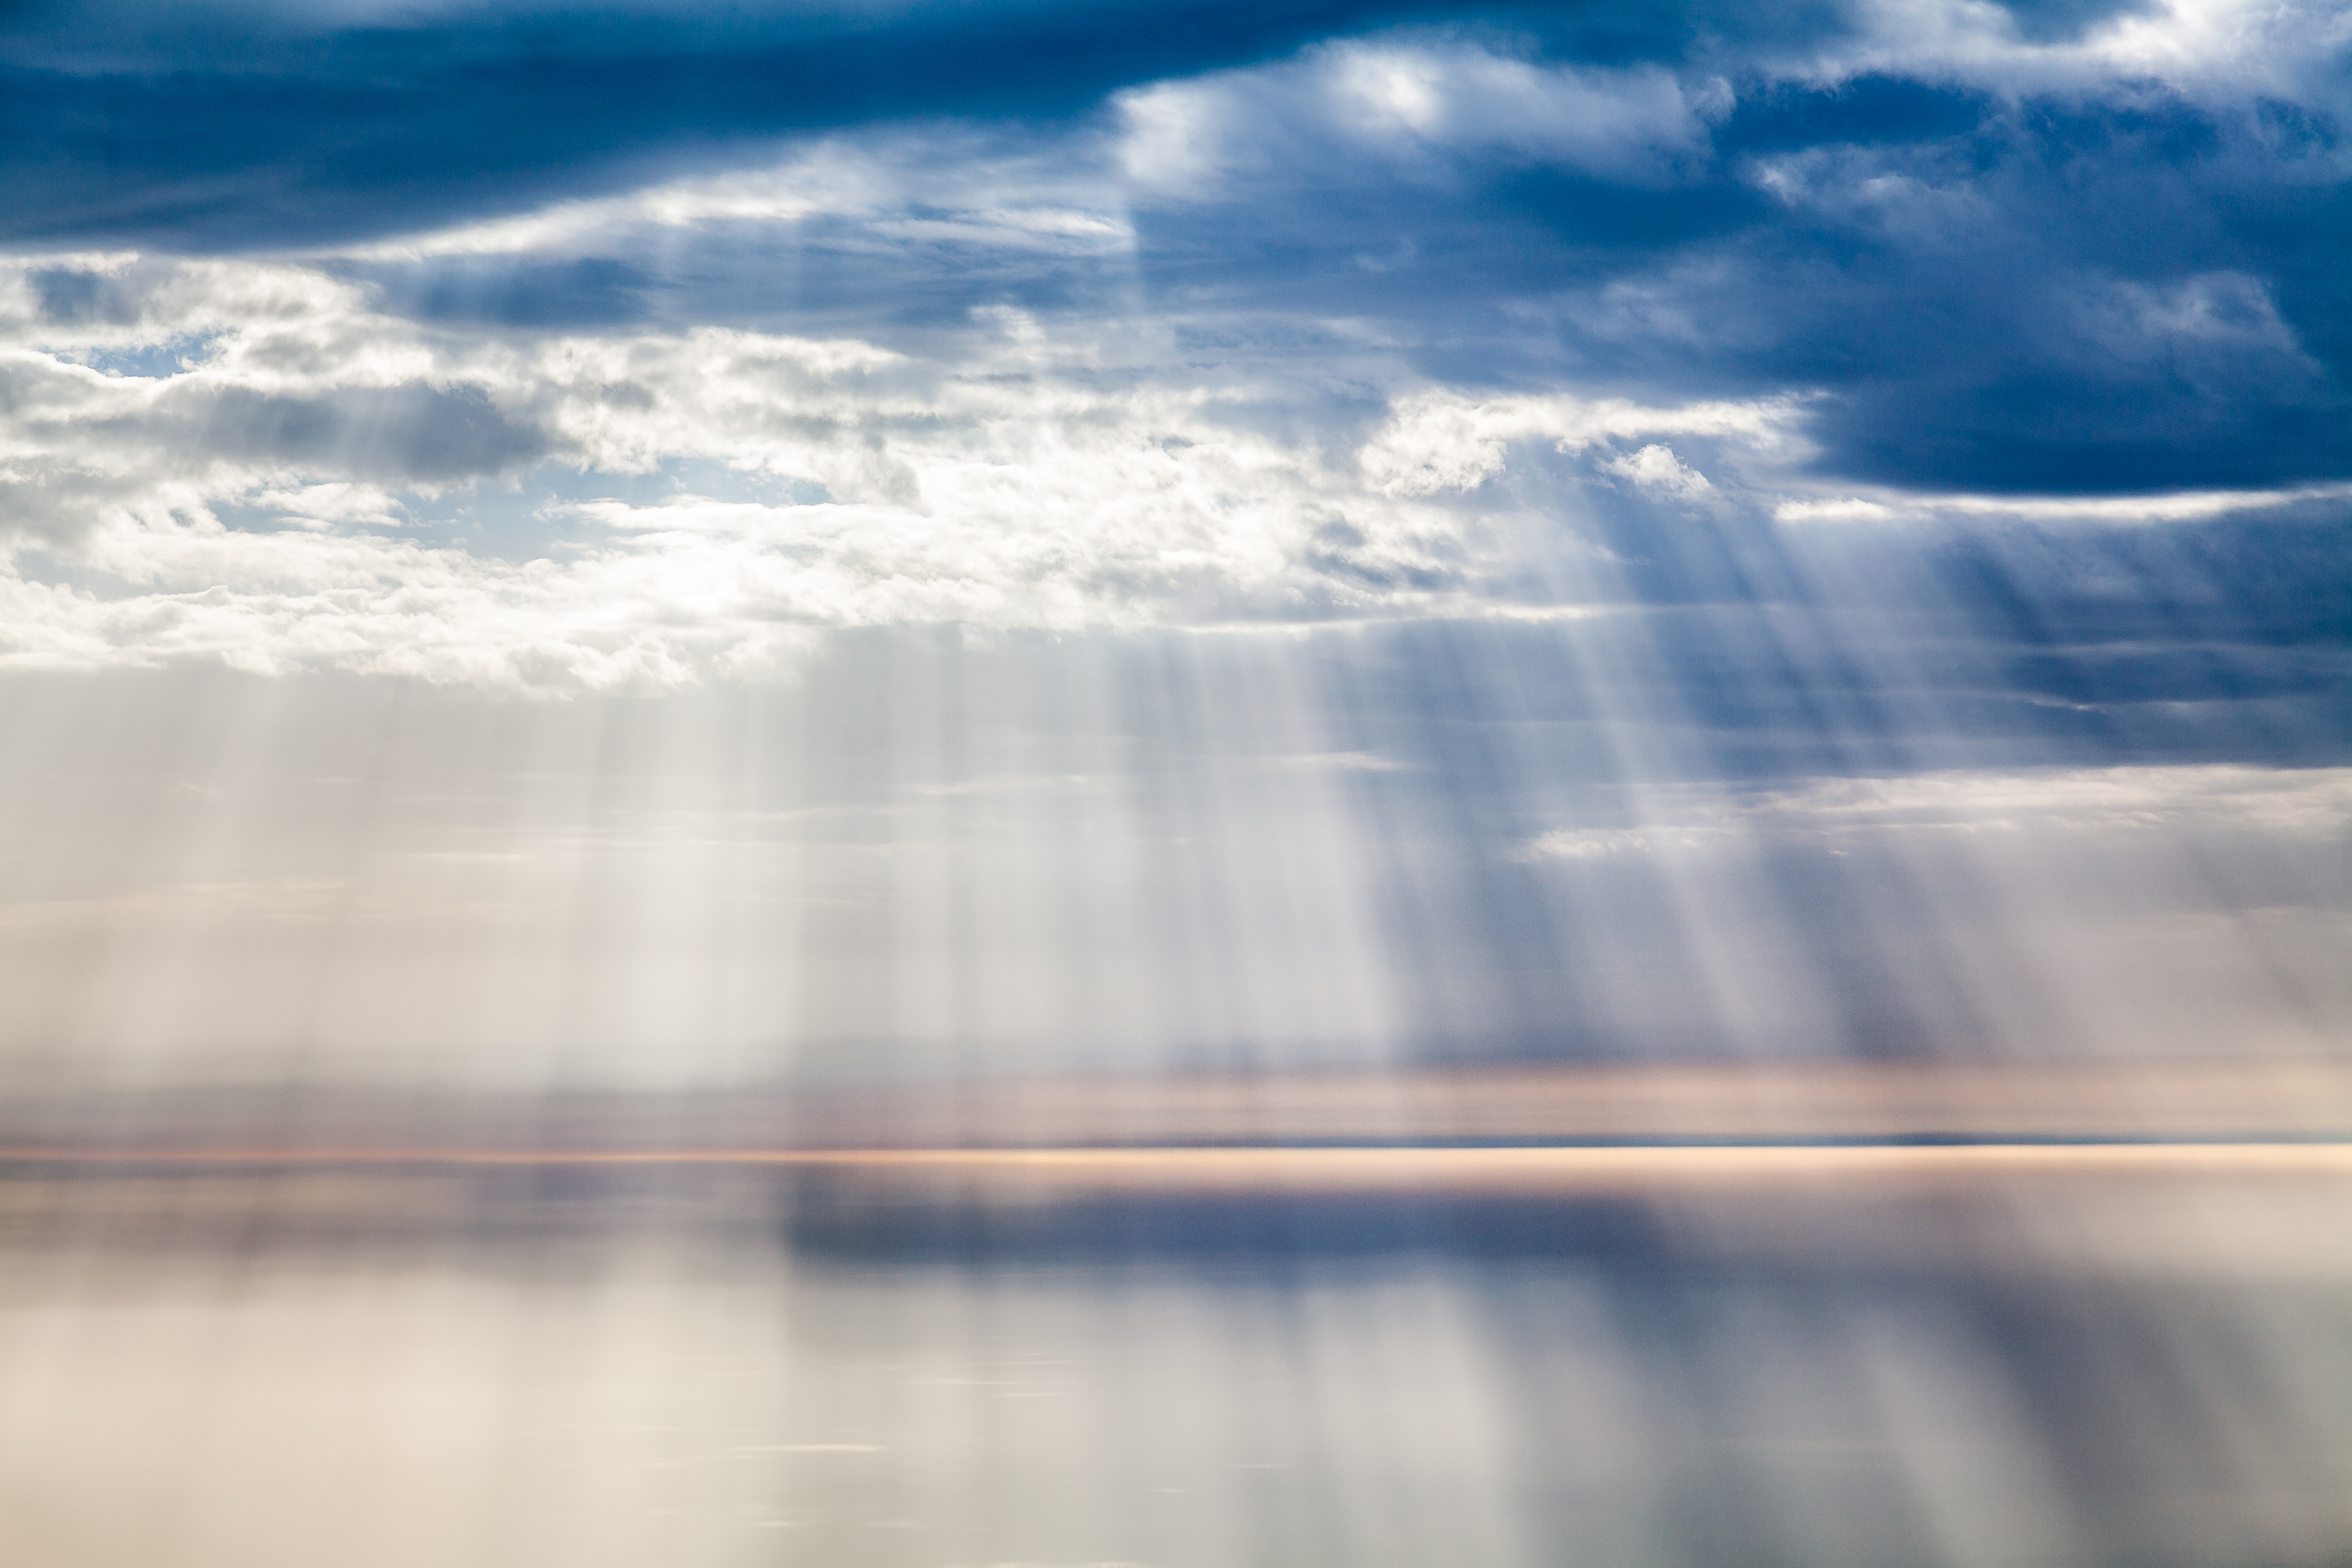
[4,230,2344,704]
[0,251,1839,686]
[1600,443,1717,502]
[1119,21,2352,493]
[1803,0,2352,101]
[0,0,1480,249]
[0,5,2342,702]
[1358,391,1801,497]
[1519,764,2352,861]
[336,133,1138,274]
[1774,480,2352,523]
[1120,42,1730,198]
[10,5,2342,497]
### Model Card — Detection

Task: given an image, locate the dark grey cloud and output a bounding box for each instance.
[155,381,550,482]
[15,1,2326,497]
[0,2,2147,251]
[1117,67,2352,493]
[352,257,658,328]
[0,0,1557,250]
[29,265,144,325]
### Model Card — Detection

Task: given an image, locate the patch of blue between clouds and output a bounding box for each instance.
[217,459,838,562]
[58,338,215,379]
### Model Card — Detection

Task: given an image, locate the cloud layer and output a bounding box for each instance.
[0,1,2346,1081]
[3,248,1829,685]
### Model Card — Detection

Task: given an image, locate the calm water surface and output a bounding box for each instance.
[3,1163,2349,1568]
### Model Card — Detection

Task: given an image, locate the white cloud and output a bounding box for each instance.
[1117,79,1237,192]
[1512,826,1674,861]
[1360,390,1801,496]
[1792,0,2352,107]
[1323,46,1728,178]
[1599,443,1716,502]
[1748,766,2352,836]
[1520,765,2352,861]
[1745,143,2003,249]
[2076,271,2311,358]
[2,240,2329,693]
[0,253,1814,688]
[1118,3,2352,219]
[337,136,1135,262]
[1774,481,2352,524]
[1119,42,1730,199]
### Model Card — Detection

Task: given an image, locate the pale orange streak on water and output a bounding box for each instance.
[10,1143,2352,1192]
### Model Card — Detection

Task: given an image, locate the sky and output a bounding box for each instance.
[0,0,2347,1090]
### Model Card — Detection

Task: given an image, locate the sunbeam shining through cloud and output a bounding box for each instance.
[1,2,2349,1565]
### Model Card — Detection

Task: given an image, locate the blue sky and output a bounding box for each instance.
[0,0,2346,1085]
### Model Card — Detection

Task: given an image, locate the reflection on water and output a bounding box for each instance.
[4,1160,2350,1568]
